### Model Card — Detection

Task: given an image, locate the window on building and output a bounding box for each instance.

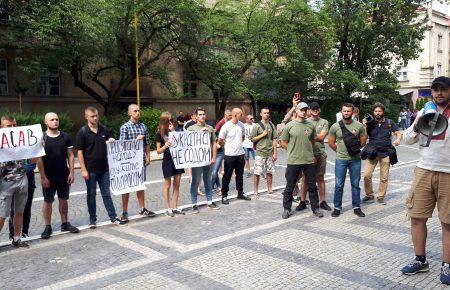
[437,34,443,52]
[0,59,8,95]
[436,64,442,77]
[396,65,408,81]
[36,73,60,96]
[183,70,198,97]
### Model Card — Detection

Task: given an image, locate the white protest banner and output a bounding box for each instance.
[0,124,45,162]
[169,131,211,169]
[107,139,146,195]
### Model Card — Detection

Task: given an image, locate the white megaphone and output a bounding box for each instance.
[417,101,448,147]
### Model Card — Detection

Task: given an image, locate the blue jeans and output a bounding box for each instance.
[211,150,224,189]
[334,159,361,210]
[190,165,213,205]
[401,119,407,130]
[85,171,117,223]
[244,147,255,160]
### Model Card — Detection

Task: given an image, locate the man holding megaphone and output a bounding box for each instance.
[401,76,450,285]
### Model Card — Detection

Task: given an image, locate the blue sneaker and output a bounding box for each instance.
[441,262,450,285]
[401,259,429,275]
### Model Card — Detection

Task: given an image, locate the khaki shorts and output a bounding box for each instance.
[314,153,327,176]
[254,156,275,176]
[406,167,450,224]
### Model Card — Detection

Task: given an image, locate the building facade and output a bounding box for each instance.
[396,2,450,107]
[0,6,251,127]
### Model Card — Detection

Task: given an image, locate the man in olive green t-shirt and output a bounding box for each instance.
[298,102,332,211]
[328,103,367,218]
[251,108,277,197]
[187,108,220,212]
[280,102,323,219]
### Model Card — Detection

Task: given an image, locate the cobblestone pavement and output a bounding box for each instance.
[0,145,447,289]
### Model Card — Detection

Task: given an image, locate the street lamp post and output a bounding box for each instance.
[134,12,141,108]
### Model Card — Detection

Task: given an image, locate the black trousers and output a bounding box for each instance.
[221,154,245,197]
[9,171,35,238]
[283,164,319,211]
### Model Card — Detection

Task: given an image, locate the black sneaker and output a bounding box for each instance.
[12,239,29,248]
[312,208,324,218]
[320,201,332,211]
[354,208,366,217]
[173,208,185,215]
[121,212,129,222]
[222,196,229,205]
[61,222,80,233]
[41,225,53,239]
[139,208,156,217]
[192,205,199,214]
[237,193,251,201]
[282,209,291,219]
[207,202,220,210]
[21,233,29,239]
[331,209,341,217]
[111,218,127,226]
[296,201,307,211]
[361,196,374,203]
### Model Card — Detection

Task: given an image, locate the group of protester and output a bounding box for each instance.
[399,107,419,130]
[0,76,449,284]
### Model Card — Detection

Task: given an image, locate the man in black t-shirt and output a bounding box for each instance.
[39,112,80,239]
[75,107,126,228]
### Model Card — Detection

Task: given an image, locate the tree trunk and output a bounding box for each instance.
[247,93,258,118]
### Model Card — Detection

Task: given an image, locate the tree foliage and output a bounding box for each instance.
[4,0,202,115]
[319,0,428,104]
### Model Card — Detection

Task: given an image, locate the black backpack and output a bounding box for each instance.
[338,120,361,156]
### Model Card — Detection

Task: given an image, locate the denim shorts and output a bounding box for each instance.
[244,147,256,161]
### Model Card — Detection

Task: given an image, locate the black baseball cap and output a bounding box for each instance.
[431,76,450,89]
[309,102,320,110]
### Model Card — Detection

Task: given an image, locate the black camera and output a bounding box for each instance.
[364,114,374,124]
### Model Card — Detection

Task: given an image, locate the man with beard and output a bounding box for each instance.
[401,76,450,284]
[361,103,402,205]
[328,103,367,218]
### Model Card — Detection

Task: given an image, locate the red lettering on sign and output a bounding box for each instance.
[1,133,10,149]
[18,130,25,146]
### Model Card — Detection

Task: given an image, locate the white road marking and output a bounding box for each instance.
[37,257,160,290]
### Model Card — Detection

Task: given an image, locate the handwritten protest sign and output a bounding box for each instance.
[169,131,211,169]
[0,124,45,162]
[107,139,146,195]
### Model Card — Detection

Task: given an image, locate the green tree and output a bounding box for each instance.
[176,0,334,118]
[319,0,428,104]
[4,0,202,116]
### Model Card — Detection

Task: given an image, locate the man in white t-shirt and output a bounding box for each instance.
[243,115,256,177]
[218,108,251,204]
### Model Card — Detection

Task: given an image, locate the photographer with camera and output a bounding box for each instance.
[361,103,402,205]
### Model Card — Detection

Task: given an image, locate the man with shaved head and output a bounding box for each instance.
[119,104,154,222]
[218,108,251,204]
[39,112,79,239]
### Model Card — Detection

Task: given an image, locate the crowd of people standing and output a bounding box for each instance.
[0,76,449,285]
